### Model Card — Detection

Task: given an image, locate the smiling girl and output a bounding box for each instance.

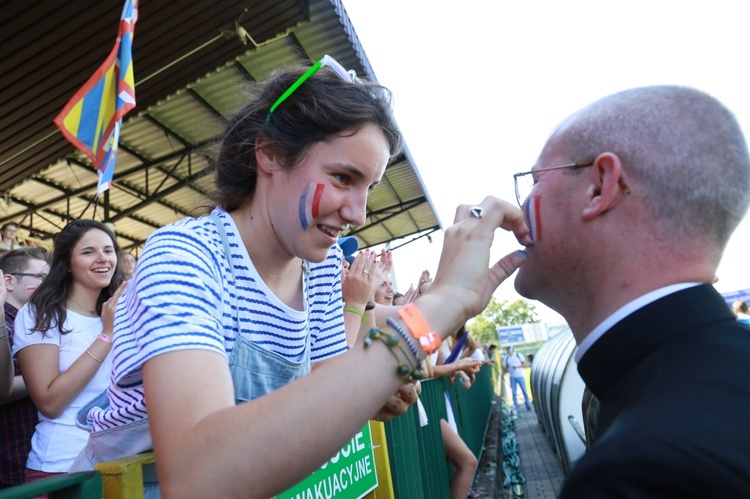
[12,220,126,481]
[73,57,531,498]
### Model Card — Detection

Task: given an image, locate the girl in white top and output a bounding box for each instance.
[13,220,126,478]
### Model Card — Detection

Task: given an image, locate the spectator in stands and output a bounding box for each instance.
[70,57,531,497]
[0,248,51,488]
[513,85,750,497]
[121,252,137,280]
[12,220,126,481]
[341,250,380,346]
[1,288,10,400]
[0,223,22,253]
[732,300,750,325]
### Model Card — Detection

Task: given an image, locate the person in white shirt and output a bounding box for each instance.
[12,220,126,480]
[502,346,531,412]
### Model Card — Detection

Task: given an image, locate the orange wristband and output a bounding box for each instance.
[398,303,442,354]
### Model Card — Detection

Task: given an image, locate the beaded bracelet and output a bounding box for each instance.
[363,327,424,383]
[97,333,113,344]
[386,317,420,361]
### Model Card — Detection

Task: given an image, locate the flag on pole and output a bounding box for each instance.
[54,0,139,195]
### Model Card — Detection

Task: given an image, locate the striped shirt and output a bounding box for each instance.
[89,209,347,431]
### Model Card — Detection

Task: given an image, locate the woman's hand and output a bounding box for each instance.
[428,197,532,322]
[342,252,377,309]
[455,357,482,375]
[101,281,128,338]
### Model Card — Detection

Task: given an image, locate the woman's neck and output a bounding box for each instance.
[228,204,304,308]
[67,286,100,316]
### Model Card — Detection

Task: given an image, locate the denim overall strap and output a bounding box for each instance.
[211,214,312,405]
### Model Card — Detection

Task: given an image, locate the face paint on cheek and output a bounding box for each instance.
[524,193,542,242]
[298,182,325,230]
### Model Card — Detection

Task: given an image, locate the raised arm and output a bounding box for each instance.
[144,197,531,498]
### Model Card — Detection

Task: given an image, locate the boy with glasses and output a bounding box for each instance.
[0,248,51,488]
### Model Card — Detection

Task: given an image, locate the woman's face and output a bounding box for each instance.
[2,225,17,240]
[374,278,394,305]
[265,123,390,263]
[69,228,117,292]
[123,253,137,275]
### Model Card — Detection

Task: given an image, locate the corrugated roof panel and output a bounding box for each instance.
[148,94,224,145]
[191,65,251,117]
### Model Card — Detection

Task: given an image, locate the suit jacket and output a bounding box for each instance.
[560,284,750,498]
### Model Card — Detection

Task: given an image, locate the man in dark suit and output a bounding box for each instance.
[512,85,750,497]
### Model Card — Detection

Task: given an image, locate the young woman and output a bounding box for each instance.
[12,220,126,480]
[0,223,21,253]
[73,57,531,498]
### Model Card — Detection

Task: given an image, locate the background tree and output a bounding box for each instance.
[468,297,539,346]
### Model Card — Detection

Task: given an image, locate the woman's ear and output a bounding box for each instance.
[582,153,627,221]
[254,138,278,175]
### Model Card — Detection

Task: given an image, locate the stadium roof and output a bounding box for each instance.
[0,0,441,252]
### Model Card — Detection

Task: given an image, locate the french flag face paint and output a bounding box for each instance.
[299,182,325,230]
[524,192,542,242]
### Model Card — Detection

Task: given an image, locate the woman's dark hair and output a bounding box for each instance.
[1,222,17,232]
[29,220,124,335]
[208,63,403,211]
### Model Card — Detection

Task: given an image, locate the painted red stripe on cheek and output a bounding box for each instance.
[533,194,542,241]
[311,183,325,218]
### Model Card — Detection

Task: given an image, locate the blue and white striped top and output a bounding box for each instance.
[88,209,347,431]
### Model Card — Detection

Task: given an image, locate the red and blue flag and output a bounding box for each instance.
[54,0,139,195]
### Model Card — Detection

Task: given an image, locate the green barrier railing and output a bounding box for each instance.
[383,365,495,499]
[0,472,102,499]
[0,366,496,499]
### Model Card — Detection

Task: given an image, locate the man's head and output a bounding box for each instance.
[514,85,750,331]
[0,247,51,309]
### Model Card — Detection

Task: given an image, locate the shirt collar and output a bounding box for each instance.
[574,282,701,363]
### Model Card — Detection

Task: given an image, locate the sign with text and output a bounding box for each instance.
[497,325,525,346]
[275,422,378,499]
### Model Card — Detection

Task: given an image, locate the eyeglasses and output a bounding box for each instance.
[512,162,631,207]
[266,54,360,122]
[12,273,47,280]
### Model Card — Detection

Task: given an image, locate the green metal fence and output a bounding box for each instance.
[384,365,495,499]
[0,472,102,499]
[0,366,496,499]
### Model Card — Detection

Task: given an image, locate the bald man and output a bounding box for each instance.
[513,85,750,497]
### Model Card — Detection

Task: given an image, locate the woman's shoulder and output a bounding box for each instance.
[11,304,60,352]
[143,212,226,259]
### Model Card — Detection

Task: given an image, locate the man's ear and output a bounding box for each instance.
[582,153,627,221]
[254,138,279,175]
[3,273,14,293]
